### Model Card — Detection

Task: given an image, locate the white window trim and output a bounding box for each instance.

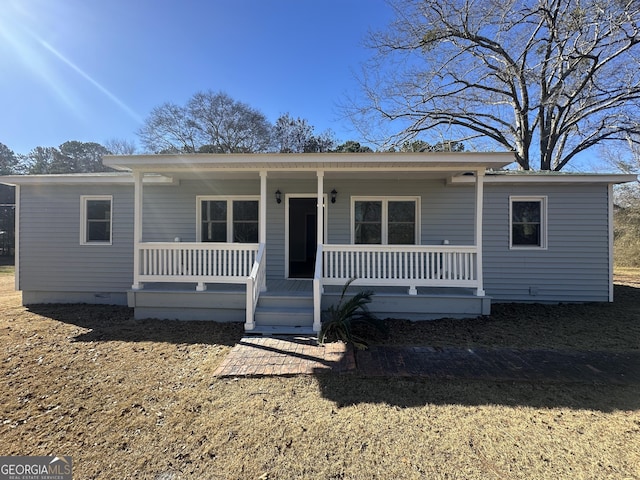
[80,195,113,245]
[509,195,548,250]
[196,195,260,243]
[350,196,421,245]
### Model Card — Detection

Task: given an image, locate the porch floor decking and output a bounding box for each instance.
[130,280,489,323]
[137,279,479,298]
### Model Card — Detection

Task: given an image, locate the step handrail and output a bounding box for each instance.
[245,243,266,331]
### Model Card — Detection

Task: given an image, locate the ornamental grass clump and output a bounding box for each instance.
[319,278,389,350]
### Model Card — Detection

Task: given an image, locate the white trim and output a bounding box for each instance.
[132,172,143,290]
[14,185,20,291]
[509,196,548,250]
[474,170,485,296]
[450,173,637,185]
[259,171,267,244]
[196,195,260,243]
[317,170,324,248]
[350,196,421,245]
[80,195,113,246]
[284,193,328,279]
[608,184,614,302]
[0,173,175,185]
[102,152,515,172]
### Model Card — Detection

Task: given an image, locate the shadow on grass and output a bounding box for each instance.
[314,374,640,412]
[380,284,640,352]
[26,303,244,347]
[315,282,640,412]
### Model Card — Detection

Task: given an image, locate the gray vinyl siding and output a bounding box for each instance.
[18,184,134,295]
[326,179,476,246]
[141,178,479,280]
[142,179,261,242]
[264,178,478,278]
[483,183,611,302]
[16,177,612,305]
[141,178,613,300]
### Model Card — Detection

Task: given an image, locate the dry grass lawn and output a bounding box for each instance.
[1,266,639,479]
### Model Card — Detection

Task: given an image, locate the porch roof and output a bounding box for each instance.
[102,152,515,174]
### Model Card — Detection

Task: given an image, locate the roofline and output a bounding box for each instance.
[102,151,516,171]
[0,173,175,186]
[450,172,638,185]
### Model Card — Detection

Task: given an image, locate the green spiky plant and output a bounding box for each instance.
[319,278,389,350]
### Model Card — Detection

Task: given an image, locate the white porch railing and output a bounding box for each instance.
[136,242,259,291]
[245,243,267,331]
[322,244,478,294]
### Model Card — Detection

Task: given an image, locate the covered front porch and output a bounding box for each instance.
[127,276,490,335]
[103,152,512,333]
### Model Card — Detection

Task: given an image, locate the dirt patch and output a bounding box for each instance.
[1,272,639,479]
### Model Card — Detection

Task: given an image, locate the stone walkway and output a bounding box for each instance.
[213,336,640,385]
[213,336,354,376]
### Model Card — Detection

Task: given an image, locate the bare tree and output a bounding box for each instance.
[188,91,272,153]
[137,102,200,153]
[137,92,272,154]
[104,138,137,155]
[352,0,640,170]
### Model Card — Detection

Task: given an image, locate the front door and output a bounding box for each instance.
[288,197,317,278]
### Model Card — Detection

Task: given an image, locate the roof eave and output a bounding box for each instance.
[450,172,638,185]
[102,152,515,172]
[0,173,175,186]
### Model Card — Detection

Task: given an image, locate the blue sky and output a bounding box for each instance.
[0,0,395,155]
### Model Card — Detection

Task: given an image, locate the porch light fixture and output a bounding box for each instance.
[275,189,282,204]
[331,189,337,203]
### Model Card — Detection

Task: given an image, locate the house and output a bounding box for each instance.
[1,152,635,335]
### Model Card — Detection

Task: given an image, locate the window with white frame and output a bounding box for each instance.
[81,195,112,245]
[198,197,259,243]
[510,196,547,249]
[352,197,419,245]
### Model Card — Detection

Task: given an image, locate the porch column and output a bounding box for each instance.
[132,171,143,290]
[316,170,324,247]
[259,171,267,244]
[313,170,324,333]
[474,169,485,296]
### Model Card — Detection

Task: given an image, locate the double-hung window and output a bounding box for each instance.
[198,197,259,243]
[81,195,112,245]
[352,197,419,245]
[510,196,547,249]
